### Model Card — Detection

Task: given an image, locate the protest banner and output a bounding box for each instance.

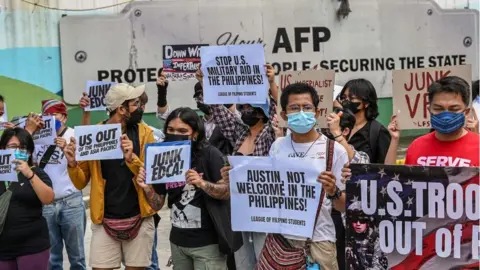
[75,124,123,161]
[277,69,335,128]
[392,65,472,129]
[163,44,208,81]
[85,81,114,111]
[0,149,17,182]
[18,115,56,145]
[346,164,480,270]
[228,156,323,238]
[145,141,191,184]
[200,44,268,105]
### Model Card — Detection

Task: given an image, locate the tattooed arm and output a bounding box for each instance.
[201,179,230,200]
[143,185,165,211]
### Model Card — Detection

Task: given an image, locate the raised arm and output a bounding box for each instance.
[79,92,91,126]
[135,167,165,211]
[156,69,170,120]
[64,137,91,190]
[384,114,400,165]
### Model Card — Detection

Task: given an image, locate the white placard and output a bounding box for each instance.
[201,44,268,105]
[75,124,123,161]
[145,141,191,184]
[0,149,17,182]
[227,156,324,238]
[18,115,56,145]
[85,81,115,111]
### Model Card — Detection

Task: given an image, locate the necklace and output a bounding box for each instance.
[290,134,321,158]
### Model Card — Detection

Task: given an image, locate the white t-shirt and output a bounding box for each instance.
[269,134,349,242]
[33,127,80,199]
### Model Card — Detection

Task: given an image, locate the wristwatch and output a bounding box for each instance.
[326,186,342,200]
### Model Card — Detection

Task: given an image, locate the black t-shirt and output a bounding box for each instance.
[101,159,140,219]
[0,167,52,260]
[349,121,391,164]
[154,145,225,248]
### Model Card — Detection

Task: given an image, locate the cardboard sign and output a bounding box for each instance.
[346,164,480,269]
[227,156,323,238]
[392,65,472,129]
[85,81,114,111]
[18,115,56,145]
[163,44,208,81]
[277,70,335,128]
[201,44,268,105]
[0,149,17,182]
[75,124,123,161]
[145,141,191,184]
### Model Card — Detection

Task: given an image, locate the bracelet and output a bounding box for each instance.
[27,172,35,181]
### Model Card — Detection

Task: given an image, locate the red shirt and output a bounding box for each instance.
[405,131,480,167]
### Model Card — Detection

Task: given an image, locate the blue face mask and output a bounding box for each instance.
[55,119,62,132]
[287,111,316,134]
[430,111,466,134]
[14,149,30,162]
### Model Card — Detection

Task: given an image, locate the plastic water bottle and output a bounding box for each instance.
[307,263,320,270]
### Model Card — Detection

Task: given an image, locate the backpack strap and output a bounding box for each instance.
[39,127,67,169]
[369,120,381,163]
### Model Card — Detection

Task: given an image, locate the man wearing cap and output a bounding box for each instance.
[63,83,158,270]
[33,99,87,270]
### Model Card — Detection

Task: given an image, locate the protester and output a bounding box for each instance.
[337,79,391,163]
[267,83,349,269]
[79,83,163,270]
[145,107,241,270]
[34,99,87,270]
[472,80,479,121]
[0,127,54,270]
[197,64,278,269]
[63,83,157,270]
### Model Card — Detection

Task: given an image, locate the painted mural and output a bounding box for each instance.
[0,0,478,126]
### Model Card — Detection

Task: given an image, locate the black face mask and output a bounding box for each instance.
[342,100,362,114]
[196,102,210,115]
[241,112,261,127]
[126,108,144,126]
[164,133,190,142]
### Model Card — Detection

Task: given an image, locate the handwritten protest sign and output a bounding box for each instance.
[0,150,17,182]
[163,44,207,81]
[85,81,114,111]
[392,65,472,129]
[228,156,323,238]
[145,141,191,184]
[18,115,56,145]
[277,70,335,128]
[75,124,122,161]
[201,44,268,105]
[346,164,480,269]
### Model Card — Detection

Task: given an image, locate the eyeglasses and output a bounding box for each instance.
[287,104,315,113]
[351,217,369,224]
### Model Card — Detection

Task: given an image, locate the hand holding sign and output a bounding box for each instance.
[136,167,148,189]
[85,81,114,111]
[121,135,134,163]
[79,92,90,110]
[55,137,68,150]
[12,159,33,179]
[24,113,44,135]
[186,169,204,188]
[317,171,337,196]
[388,113,401,140]
[220,166,232,183]
[64,137,77,167]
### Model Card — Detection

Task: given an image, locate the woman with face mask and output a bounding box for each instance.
[0,128,54,270]
[338,79,391,164]
[146,107,241,270]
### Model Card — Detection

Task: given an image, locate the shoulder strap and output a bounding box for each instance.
[39,127,67,169]
[311,139,335,234]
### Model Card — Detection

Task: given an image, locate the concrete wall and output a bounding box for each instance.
[0,0,478,129]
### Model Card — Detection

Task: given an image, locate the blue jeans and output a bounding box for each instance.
[146,229,159,270]
[42,192,87,270]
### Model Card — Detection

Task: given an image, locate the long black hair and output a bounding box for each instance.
[163,107,208,163]
[341,79,379,121]
[0,128,35,166]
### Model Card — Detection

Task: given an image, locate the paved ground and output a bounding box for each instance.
[64,208,172,270]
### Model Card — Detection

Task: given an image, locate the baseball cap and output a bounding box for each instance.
[105,83,145,112]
